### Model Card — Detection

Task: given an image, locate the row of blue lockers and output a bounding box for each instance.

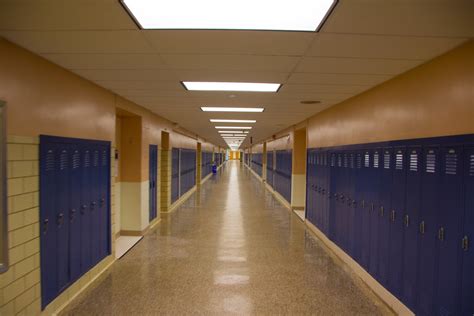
[171,148,197,203]
[201,151,213,178]
[40,136,111,309]
[306,133,474,316]
[215,152,224,166]
[251,153,263,176]
[273,150,292,203]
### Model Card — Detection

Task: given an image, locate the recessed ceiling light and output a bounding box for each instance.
[210,119,256,123]
[182,82,281,92]
[121,0,337,31]
[216,126,252,129]
[201,107,265,113]
[218,131,246,134]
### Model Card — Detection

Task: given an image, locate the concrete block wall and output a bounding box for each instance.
[160,149,171,213]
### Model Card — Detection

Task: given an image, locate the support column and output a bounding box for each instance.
[160,131,171,213]
[291,128,307,210]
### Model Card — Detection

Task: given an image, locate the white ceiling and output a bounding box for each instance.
[0,0,472,148]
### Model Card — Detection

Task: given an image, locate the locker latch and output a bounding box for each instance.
[419,221,425,234]
[57,213,64,227]
[390,210,396,222]
[81,204,87,214]
[361,200,365,208]
[438,227,445,241]
[43,219,49,234]
[91,201,96,210]
[462,236,469,251]
[380,206,384,217]
[371,203,374,213]
[404,215,409,227]
[70,209,76,222]
[100,198,105,207]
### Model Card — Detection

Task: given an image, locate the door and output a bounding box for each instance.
[378,148,393,286]
[149,145,158,221]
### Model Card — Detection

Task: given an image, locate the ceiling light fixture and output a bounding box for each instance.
[216,126,252,129]
[182,82,281,92]
[218,131,245,134]
[121,0,337,31]
[210,119,256,123]
[201,107,265,113]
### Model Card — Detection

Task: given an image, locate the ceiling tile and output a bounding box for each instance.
[0,30,154,54]
[0,0,135,30]
[324,0,474,37]
[144,30,315,56]
[41,53,168,70]
[93,80,184,91]
[160,54,300,72]
[72,69,178,81]
[296,57,423,75]
[309,33,467,60]
[287,73,392,85]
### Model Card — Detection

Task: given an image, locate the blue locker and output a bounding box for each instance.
[328,152,337,241]
[56,146,70,291]
[369,149,382,278]
[69,145,82,281]
[305,150,312,222]
[347,152,356,258]
[40,142,60,308]
[322,151,330,234]
[80,148,92,273]
[378,148,393,285]
[171,148,180,202]
[401,146,422,310]
[353,151,364,263]
[461,146,474,315]
[360,150,372,270]
[99,145,110,259]
[387,147,407,297]
[434,146,464,315]
[90,148,101,266]
[149,145,158,221]
[417,147,441,316]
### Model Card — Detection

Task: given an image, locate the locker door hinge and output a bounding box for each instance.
[462,236,469,251]
[404,215,409,227]
[438,227,445,241]
[419,221,425,234]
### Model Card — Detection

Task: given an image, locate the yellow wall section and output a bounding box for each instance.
[307,40,474,148]
[293,128,306,175]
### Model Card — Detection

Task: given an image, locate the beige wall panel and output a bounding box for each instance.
[307,41,474,148]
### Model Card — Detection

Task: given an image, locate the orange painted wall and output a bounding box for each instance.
[0,38,115,141]
[307,40,474,148]
[293,128,306,175]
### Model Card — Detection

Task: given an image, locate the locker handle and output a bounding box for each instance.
[70,209,76,222]
[43,219,49,234]
[391,210,396,222]
[380,206,384,217]
[438,227,445,241]
[462,236,469,251]
[404,215,409,227]
[57,213,64,227]
[91,201,96,210]
[419,221,425,234]
[100,198,105,207]
[362,200,365,208]
[81,204,87,214]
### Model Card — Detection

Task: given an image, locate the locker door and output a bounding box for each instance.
[387,147,407,297]
[40,141,59,308]
[56,145,71,291]
[434,146,464,315]
[461,146,474,315]
[347,152,356,258]
[353,151,364,263]
[69,145,82,282]
[90,147,101,266]
[99,145,110,259]
[149,145,158,221]
[80,148,92,273]
[369,149,381,278]
[378,148,393,285]
[417,147,441,316]
[306,150,312,222]
[329,152,337,241]
[401,147,422,310]
[171,148,179,203]
[360,150,372,270]
[322,151,329,234]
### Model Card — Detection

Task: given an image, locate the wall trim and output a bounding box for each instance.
[305,220,414,316]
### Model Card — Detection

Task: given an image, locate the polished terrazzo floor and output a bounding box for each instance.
[62,161,393,315]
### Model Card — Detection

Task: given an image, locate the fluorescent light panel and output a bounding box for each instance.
[210,119,256,123]
[216,126,252,129]
[121,0,336,31]
[218,131,245,134]
[182,82,280,92]
[201,107,264,113]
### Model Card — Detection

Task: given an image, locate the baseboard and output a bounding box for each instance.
[163,186,197,214]
[305,221,414,316]
[292,206,305,210]
[120,230,143,236]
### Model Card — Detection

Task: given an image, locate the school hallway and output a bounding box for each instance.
[61,161,390,315]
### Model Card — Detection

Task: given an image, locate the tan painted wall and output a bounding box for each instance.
[251,143,264,154]
[293,128,306,175]
[0,38,115,141]
[307,40,474,148]
[119,116,142,183]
